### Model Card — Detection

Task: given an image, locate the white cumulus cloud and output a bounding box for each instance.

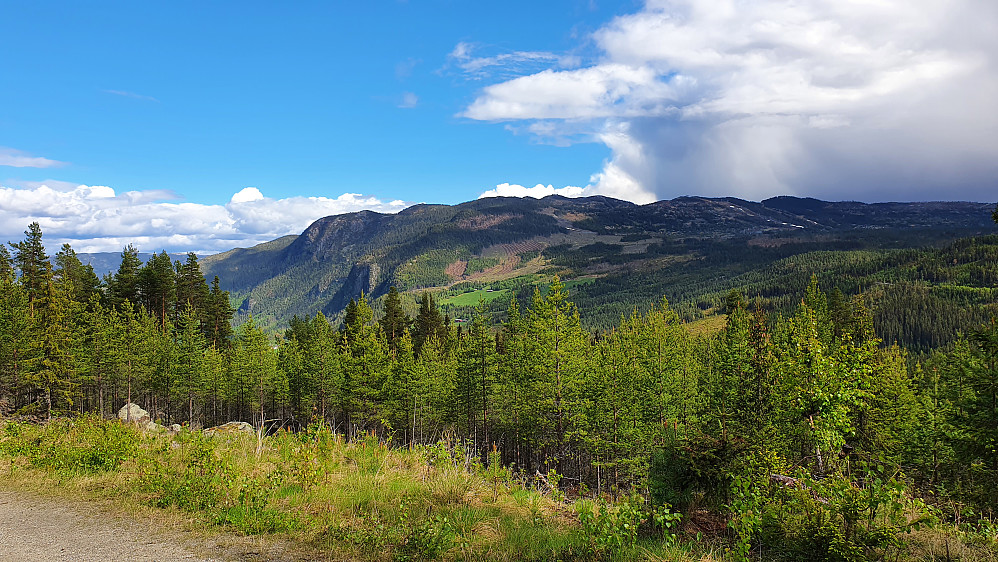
[464,0,998,203]
[478,183,589,199]
[0,183,409,254]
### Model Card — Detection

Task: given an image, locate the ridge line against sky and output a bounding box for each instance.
[2,1,996,253]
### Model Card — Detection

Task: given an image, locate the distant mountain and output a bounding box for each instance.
[199,195,996,330]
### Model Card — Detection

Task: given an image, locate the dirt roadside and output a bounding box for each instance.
[0,489,214,561]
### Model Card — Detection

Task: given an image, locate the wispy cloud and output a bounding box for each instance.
[0,183,410,253]
[102,89,159,102]
[398,92,419,109]
[395,57,421,80]
[465,0,998,203]
[0,147,67,169]
[445,41,581,81]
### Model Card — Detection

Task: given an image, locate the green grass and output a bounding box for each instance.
[562,277,596,292]
[440,288,511,307]
[0,416,679,561]
[2,416,994,561]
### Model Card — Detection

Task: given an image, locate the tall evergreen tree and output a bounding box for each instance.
[380,286,410,353]
[231,316,283,427]
[77,294,125,417]
[53,243,101,304]
[9,222,50,312]
[173,302,207,425]
[175,252,210,321]
[523,277,588,475]
[205,276,233,348]
[139,251,176,328]
[0,248,30,411]
[108,244,142,311]
[413,292,444,356]
[456,300,497,453]
[25,265,76,419]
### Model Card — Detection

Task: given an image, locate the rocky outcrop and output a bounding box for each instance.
[325,261,380,314]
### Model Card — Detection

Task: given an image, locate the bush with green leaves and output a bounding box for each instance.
[0,415,139,475]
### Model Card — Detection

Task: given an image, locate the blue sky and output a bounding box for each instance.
[2,1,996,253]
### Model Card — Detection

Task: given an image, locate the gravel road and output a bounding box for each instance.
[0,491,212,561]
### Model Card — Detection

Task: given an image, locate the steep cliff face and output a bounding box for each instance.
[201,194,995,328]
[325,262,380,314]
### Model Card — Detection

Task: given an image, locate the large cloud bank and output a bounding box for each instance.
[468,0,998,203]
[0,182,408,254]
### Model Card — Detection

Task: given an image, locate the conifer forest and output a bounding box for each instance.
[2,219,998,561]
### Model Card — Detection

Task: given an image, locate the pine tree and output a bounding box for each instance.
[413,292,444,356]
[380,286,410,353]
[175,253,210,322]
[341,296,389,433]
[231,316,282,428]
[0,248,30,411]
[26,266,76,419]
[205,276,234,348]
[108,245,142,311]
[139,251,177,329]
[119,304,158,418]
[10,222,50,313]
[523,277,588,475]
[307,312,342,424]
[53,243,101,305]
[456,300,497,454]
[173,302,207,425]
[77,295,125,417]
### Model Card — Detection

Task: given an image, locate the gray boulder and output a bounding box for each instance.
[117,403,150,424]
[204,421,255,435]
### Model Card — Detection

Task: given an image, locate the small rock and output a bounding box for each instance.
[168,424,182,433]
[117,403,150,424]
[204,421,255,435]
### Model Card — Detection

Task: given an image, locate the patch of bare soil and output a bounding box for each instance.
[0,490,208,561]
[0,489,313,561]
[444,260,467,279]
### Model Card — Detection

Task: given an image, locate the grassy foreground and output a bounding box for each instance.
[0,415,711,561]
[0,415,995,561]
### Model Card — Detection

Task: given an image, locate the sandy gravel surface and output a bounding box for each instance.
[0,490,212,561]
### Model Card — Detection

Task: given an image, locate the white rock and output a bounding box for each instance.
[204,421,255,435]
[117,403,150,424]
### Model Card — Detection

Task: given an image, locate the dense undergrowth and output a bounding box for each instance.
[1,416,996,561]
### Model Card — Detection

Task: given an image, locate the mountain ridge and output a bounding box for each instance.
[199,194,995,329]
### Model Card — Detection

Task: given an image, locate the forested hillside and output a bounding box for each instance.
[200,195,996,332]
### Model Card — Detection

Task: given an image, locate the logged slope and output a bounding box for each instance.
[200,195,995,330]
